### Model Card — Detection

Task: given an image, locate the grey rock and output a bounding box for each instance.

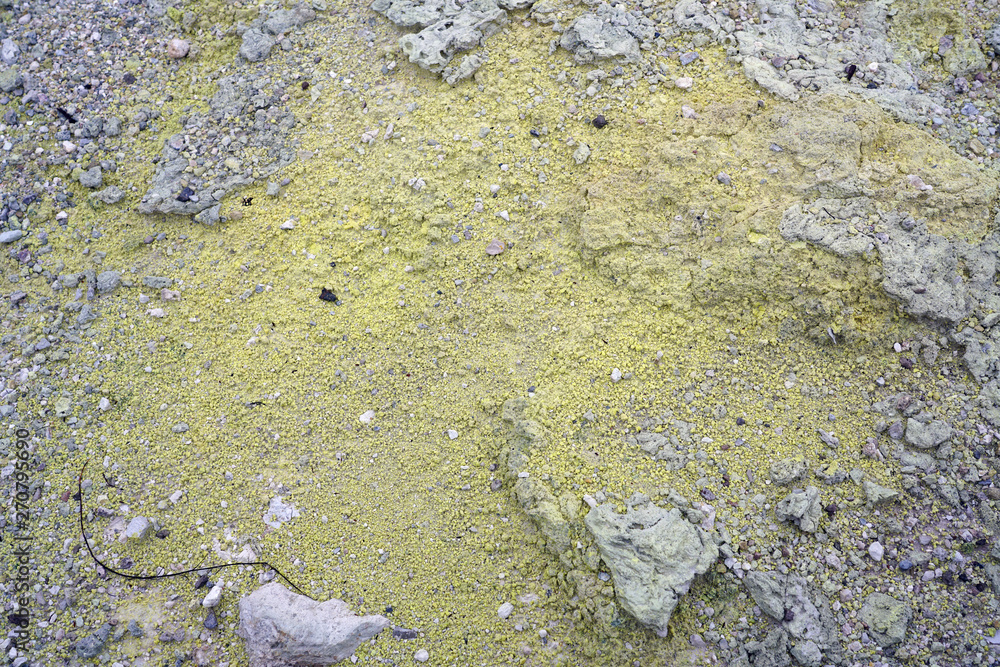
[560,4,655,64]
[75,624,110,659]
[744,572,839,656]
[513,476,571,556]
[143,276,172,289]
[988,21,1000,54]
[443,53,484,85]
[240,28,276,62]
[584,502,717,637]
[263,5,316,35]
[194,203,221,225]
[858,592,911,646]
[774,486,821,533]
[124,516,151,540]
[0,229,24,244]
[79,166,103,189]
[128,619,144,638]
[862,479,899,507]
[789,639,823,667]
[769,458,807,485]
[104,117,122,136]
[266,181,280,197]
[943,37,986,77]
[238,583,390,667]
[96,271,121,294]
[373,0,506,73]
[1,37,19,65]
[904,418,951,449]
[91,186,124,205]
[77,303,98,325]
[0,66,22,93]
[742,627,791,667]
[985,564,1000,598]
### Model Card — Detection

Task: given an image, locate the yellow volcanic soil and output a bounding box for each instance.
[5,2,992,665]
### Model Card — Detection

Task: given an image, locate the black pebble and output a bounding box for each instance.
[155,529,170,539]
[900,357,913,370]
[176,186,195,202]
[736,417,745,426]
[845,64,857,81]
[592,114,608,129]
[302,81,310,90]
[530,129,540,137]
[194,574,209,590]
[123,72,136,85]
[204,611,217,630]
[866,82,879,89]
[319,288,337,302]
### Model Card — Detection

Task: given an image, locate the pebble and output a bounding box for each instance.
[167,38,190,59]
[447,429,458,440]
[202,582,224,608]
[675,77,693,89]
[485,239,505,255]
[359,409,375,424]
[414,649,429,662]
[610,368,622,383]
[869,541,884,561]
[498,602,514,619]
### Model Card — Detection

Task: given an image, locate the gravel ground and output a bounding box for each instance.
[2,0,1000,666]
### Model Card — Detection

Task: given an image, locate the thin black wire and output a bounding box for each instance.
[77,460,314,599]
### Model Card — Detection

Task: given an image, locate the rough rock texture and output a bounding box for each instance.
[858,592,912,646]
[372,0,507,73]
[904,418,952,449]
[559,3,655,64]
[239,4,316,63]
[584,501,717,636]
[743,572,840,662]
[769,457,807,485]
[237,583,390,667]
[862,479,899,507]
[774,486,822,533]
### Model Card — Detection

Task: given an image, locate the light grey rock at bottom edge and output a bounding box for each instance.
[790,639,824,667]
[75,624,110,659]
[91,185,124,205]
[0,229,23,244]
[584,502,717,637]
[240,28,276,63]
[96,270,121,293]
[238,582,390,667]
[858,592,912,646]
[904,418,951,449]
[774,485,822,533]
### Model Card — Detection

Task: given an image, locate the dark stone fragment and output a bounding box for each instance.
[204,611,218,630]
[845,64,857,81]
[176,186,195,202]
[899,559,913,571]
[195,574,209,589]
[867,82,879,89]
[783,608,795,622]
[900,357,913,369]
[319,288,337,302]
[700,488,716,501]
[393,626,419,640]
[592,114,608,129]
[736,417,746,426]
[155,529,170,539]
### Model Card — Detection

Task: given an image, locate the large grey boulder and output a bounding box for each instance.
[774,485,822,533]
[238,583,390,667]
[858,592,911,646]
[584,502,717,636]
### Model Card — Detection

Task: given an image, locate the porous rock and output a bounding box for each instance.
[743,572,840,659]
[560,3,655,64]
[237,583,390,667]
[584,501,717,636]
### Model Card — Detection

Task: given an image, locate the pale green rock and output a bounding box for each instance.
[584,502,717,637]
[943,37,986,77]
[859,592,911,646]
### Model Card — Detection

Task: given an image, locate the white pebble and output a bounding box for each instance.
[868,541,884,561]
[675,76,693,89]
[610,368,622,383]
[447,429,458,440]
[280,220,295,230]
[498,602,514,619]
[414,649,429,662]
[147,308,165,318]
[202,582,224,608]
[61,141,76,153]
[359,409,375,424]
[98,397,111,411]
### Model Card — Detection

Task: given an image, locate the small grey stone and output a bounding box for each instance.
[194,203,221,225]
[789,639,823,667]
[0,66,22,93]
[91,185,124,205]
[858,592,911,646]
[0,229,24,244]
[172,422,189,433]
[143,276,172,289]
[904,418,951,449]
[77,303,98,325]
[716,172,731,185]
[79,166,103,189]
[769,458,807,485]
[124,516,152,540]
[96,271,121,294]
[862,479,899,507]
[75,624,110,659]
[239,28,276,62]
[128,619,144,638]
[266,181,280,197]
[775,486,822,532]
[263,6,317,35]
